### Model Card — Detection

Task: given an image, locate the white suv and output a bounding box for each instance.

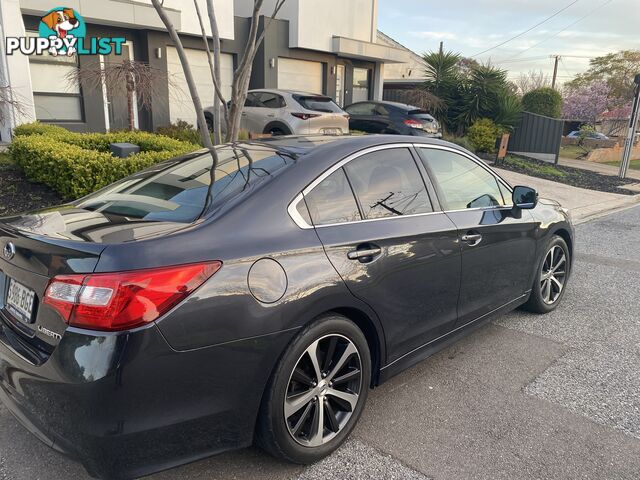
[206,89,349,136]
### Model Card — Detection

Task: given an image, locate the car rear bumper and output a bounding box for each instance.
[0,322,296,479]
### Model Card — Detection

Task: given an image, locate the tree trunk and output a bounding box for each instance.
[150,0,213,150]
[127,73,135,131]
[206,0,224,144]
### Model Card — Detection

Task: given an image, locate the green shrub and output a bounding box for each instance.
[522,87,563,118]
[468,118,500,153]
[13,122,69,137]
[9,123,197,199]
[156,122,252,144]
[157,120,205,145]
[445,135,476,153]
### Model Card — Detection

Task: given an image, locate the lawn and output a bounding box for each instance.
[605,159,640,170]
[559,144,591,160]
[500,155,566,179]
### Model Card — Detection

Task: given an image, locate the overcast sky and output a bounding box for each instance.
[378,0,640,85]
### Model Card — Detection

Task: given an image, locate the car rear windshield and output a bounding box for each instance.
[77,146,295,223]
[409,111,435,122]
[294,95,343,113]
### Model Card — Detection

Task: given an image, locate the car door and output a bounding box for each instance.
[345,103,378,133]
[256,92,287,133]
[416,146,538,326]
[372,104,395,133]
[301,144,461,362]
[241,93,262,133]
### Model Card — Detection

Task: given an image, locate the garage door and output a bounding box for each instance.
[167,47,233,126]
[278,58,323,94]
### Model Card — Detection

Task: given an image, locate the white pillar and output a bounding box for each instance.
[0,0,36,141]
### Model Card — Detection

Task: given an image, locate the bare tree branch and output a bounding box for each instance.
[194,0,228,144]
[255,0,287,48]
[150,0,214,149]
[67,60,171,131]
[515,70,551,96]
[205,0,227,145]
[405,89,445,113]
[0,86,27,125]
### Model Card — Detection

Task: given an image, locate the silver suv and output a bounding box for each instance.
[206,89,349,136]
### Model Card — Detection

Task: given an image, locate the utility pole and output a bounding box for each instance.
[439,41,443,55]
[619,74,640,179]
[550,55,560,89]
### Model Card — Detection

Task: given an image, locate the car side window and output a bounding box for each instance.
[419,148,506,210]
[344,148,433,220]
[304,168,361,226]
[345,103,375,116]
[259,93,285,108]
[245,93,259,107]
[374,105,389,116]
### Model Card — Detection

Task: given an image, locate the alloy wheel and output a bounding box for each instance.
[284,334,363,447]
[540,245,567,305]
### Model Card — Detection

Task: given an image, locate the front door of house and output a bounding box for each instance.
[103,43,137,131]
[335,64,345,107]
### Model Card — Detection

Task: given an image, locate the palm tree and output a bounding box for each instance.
[422,50,461,131]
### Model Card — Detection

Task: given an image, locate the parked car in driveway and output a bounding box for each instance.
[0,135,573,479]
[344,101,442,137]
[566,130,609,140]
[205,89,349,136]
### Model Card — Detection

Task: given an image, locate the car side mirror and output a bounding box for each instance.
[512,186,538,209]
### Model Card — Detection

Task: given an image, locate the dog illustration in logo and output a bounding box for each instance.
[41,9,80,56]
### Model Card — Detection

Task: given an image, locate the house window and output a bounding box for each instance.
[27,32,83,122]
[352,68,371,103]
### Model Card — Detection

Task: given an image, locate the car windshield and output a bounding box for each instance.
[77,146,295,223]
[294,95,343,113]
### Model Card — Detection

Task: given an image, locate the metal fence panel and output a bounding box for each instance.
[508,111,563,164]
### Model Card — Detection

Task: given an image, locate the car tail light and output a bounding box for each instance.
[404,119,423,129]
[292,113,321,120]
[44,262,222,331]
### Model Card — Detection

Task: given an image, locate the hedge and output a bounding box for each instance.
[10,122,198,199]
[522,88,563,119]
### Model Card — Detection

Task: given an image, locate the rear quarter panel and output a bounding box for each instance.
[94,162,385,356]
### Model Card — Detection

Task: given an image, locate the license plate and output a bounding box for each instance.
[323,128,340,135]
[6,278,35,323]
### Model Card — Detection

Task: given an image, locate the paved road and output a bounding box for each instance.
[2,206,640,480]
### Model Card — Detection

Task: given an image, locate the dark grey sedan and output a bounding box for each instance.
[0,136,573,479]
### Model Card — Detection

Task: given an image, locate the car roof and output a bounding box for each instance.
[348,100,423,111]
[248,88,326,97]
[217,134,458,160]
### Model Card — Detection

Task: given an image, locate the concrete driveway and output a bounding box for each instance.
[2,206,640,480]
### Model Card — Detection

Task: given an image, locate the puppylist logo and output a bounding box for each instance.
[6,7,126,57]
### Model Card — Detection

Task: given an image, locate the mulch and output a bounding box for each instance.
[0,163,63,217]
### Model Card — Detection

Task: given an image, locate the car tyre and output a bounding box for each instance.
[522,235,571,314]
[268,127,288,136]
[205,115,214,132]
[255,314,371,464]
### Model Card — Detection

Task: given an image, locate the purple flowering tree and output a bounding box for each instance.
[562,80,611,126]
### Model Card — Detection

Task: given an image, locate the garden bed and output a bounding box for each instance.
[494,155,638,196]
[0,153,62,216]
[10,123,198,199]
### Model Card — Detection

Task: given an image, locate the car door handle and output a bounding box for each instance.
[461,233,483,247]
[347,247,382,262]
